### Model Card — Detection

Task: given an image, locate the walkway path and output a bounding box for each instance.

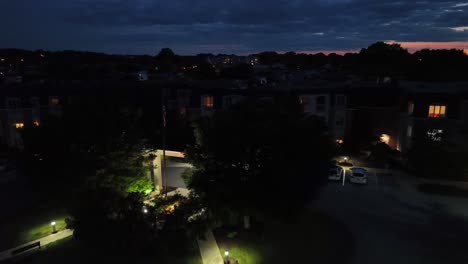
[197,229,223,264]
[0,229,73,262]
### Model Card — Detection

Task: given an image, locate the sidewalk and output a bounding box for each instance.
[197,229,223,264]
[0,229,73,262]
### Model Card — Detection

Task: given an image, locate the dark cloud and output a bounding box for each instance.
[1,0,468,54]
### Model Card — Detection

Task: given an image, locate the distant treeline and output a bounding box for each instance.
[1,42,467,81]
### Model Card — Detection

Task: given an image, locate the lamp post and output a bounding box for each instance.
[51,221,57,233]
[224,249,229,263]
[143,207,148,214]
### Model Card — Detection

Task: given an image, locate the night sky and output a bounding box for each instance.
[1,0,468,55]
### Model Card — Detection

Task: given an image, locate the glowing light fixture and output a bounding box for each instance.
[14,123,24,129]
[51,221,57,233]
[380,134,390,145]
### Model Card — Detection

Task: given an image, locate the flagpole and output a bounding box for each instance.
[162,88,167,198]
[163,123,167,198]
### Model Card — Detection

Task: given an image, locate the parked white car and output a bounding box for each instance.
[349,167,367,184]
[328,165,344,181]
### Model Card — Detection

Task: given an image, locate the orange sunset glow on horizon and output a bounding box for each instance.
[293,41,468,55]
[386,41,468,55]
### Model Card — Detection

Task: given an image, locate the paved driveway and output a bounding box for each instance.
[312,169,468,264]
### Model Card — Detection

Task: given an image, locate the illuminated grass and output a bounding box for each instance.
[0,207,67,251]
[220,246,262,264]
[13,236,203,264]
[17,216,67,243]
[214,210,353,264]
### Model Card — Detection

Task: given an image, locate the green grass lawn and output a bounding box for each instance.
[214,209,354,264]
[0,204,68,251]
[219,244,261,264]
[5,236,202,264]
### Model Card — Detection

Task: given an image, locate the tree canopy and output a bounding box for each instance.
[185,98,334,223]
[20,95,207,253]
[21,96,155,197]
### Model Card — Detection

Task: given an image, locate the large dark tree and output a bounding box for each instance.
[155,48,178,72]
[185,98,333,228]
[407,137,468,180]
[358,42,411,78]
[21,95,155,199]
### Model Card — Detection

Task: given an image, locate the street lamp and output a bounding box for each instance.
[143,207,148,214]
[343,157,348,161]
[51,221,57,233]
[224,249,229,263]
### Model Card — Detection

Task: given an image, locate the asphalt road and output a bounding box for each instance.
[312,169,468,264]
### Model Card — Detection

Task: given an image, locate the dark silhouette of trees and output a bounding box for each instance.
[185,98,333,228]
[157,48,176,59]
[257,51,280,65]
[411,49,468,81]
[407,137,467,180]
[358,42,411,78]
[2,43,468,82]
[21,95,155,199]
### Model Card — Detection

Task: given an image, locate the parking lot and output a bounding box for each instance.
[338,167,397,190]
[313,166,468,264]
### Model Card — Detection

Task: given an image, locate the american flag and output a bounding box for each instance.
[162,104,166,128]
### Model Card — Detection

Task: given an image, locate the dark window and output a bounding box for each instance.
[300,96,310,112]
[335,118,344,127]
[336,95,345,106]
[316,96,326,112]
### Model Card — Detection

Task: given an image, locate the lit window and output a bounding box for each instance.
[428,105,446,118]
[50,97,60,105]
[33,120,40,126]
[14,123,24,129]
[408,102,414,114]
[202,95,214,108]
